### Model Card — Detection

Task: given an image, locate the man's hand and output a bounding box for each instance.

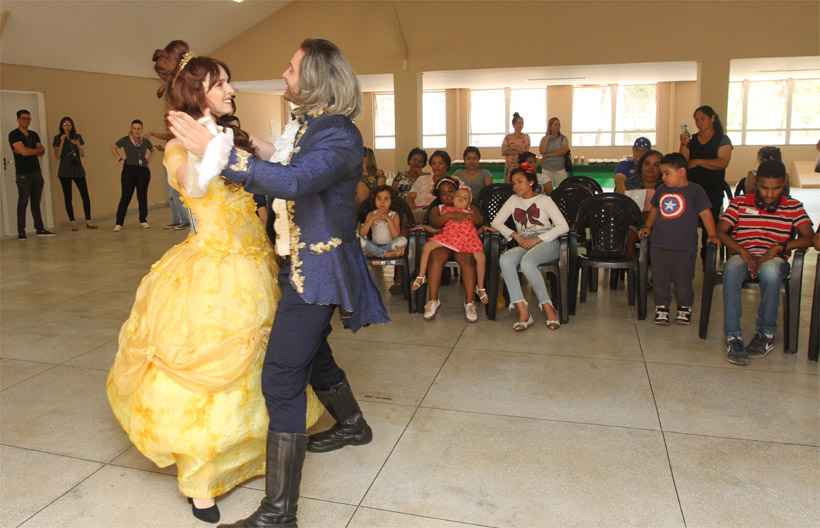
[758,244,784,264]
[638,227,651,239]
[167,111,213,157]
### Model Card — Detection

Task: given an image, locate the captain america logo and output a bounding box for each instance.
[659,193,686,219]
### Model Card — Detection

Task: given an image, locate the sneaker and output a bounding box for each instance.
[70,220,79,231]
[113,225,122,232]
[35,229,56,237]
[17,232,27,240]
[464,302,478,323]
[726,337,749,366]
[747,332,775,359]
[85,221,98,229]
[423,299,441,320]
[174,223,190,231]
[675,306,692,325]
[163,223,181,230]
[140,222,151,229]
[654,305,670,326]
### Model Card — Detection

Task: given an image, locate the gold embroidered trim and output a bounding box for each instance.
[229,149,251,172]
[287,201,306,294]
[309,238,342,254]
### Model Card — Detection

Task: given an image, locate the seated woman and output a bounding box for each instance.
[622,149,662,214]
[392,147,428,199]
[408,150,457,224]
[452,146,492,198]
[492,168,569,331]
[356,146,386,206]
[744,146,782,195]
[420,177,484,323]
[359,186,408,259]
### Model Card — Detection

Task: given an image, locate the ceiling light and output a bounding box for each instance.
[233,0,244,3]
[527,76,586,82]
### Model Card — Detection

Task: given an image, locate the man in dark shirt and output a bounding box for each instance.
[8,109,55,239]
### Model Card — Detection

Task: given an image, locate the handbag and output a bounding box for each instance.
[564,150,573,173]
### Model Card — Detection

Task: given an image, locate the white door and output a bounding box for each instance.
[1,90,55,236]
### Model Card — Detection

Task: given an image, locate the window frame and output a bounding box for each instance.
[727,78,820,146]
[468,87,548,147]
[571,84,657,147]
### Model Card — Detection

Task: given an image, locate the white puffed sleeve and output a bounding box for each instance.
[185,127,234,198]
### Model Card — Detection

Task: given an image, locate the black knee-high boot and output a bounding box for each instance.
[218,433,306,528]
[307,377,372,453]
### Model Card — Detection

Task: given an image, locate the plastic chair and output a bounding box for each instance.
[357,194,416,302]
[734,178,747,197]
[698,243,806,355]
[808,254,820,361]
[572,193,648,319]
[550,183,595,315]
[559,175,603,195]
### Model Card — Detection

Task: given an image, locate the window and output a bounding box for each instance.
[468,88,547,147]
[509,89,547,140]
[423,91,447,149]
[727,79,820,145]
[615,84,656,146]
[572,86,613,146]
[374,93,395,150]
[469,89,506,147]
[572,84,657,146]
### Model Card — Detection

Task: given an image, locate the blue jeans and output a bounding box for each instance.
[723,255,787,339]
[361,236,407,257]
[499,239,560,307]
[167,183,188,225]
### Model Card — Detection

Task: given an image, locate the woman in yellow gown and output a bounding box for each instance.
[106,41,322,524]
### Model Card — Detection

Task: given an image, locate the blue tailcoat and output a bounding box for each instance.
[222,113,389,331]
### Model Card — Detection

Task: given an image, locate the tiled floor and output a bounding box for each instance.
[1,202,818,528]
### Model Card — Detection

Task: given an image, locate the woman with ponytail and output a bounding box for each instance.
[680,104,734,258]
[106,40,323,524]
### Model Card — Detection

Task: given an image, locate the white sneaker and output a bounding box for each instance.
[464,302,478,323]
[423,299,441,320]
[140,222,151,229]
[113,225,122,232]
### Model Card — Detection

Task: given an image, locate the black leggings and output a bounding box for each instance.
[59,178,92,221]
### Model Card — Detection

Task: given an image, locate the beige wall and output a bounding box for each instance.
[212,0,819,183]
[1,64,167,226]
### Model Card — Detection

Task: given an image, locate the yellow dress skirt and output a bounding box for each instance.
[107,145,322,499]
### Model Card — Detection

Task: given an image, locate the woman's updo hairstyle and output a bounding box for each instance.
[152,40,253,153]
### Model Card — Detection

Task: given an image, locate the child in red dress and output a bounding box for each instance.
[412,187,488,304]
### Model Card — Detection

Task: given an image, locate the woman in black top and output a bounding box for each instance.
[53,117,96,229]
[679,105,732,256]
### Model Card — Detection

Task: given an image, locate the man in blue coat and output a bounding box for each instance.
[170,38,389,527]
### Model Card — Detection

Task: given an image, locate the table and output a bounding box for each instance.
[449,159,619,190]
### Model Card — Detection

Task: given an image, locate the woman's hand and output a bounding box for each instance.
[167,111,214,157]
[688,159,700,169]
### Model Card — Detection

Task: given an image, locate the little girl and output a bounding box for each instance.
[359,186,407,258]
[412,186,488,304]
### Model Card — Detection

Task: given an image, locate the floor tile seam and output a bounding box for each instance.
[0,441,112,465]
[416,404,663,433]
[643,358,820,377]
[449,344,650,364]
[634,321,688,528]
[14,463,107,528]
[0,363,63,394]
[353,505,500,527]
[329,336,456,351]
[659,429,820,449]
[345,324,466,527]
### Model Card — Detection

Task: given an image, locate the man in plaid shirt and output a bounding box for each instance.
[718,160,814,366]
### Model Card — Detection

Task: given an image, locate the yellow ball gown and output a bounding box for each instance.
[107,143,323,499]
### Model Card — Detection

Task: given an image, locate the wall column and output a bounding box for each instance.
[394,69,422,167]
[697,57,731,125]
